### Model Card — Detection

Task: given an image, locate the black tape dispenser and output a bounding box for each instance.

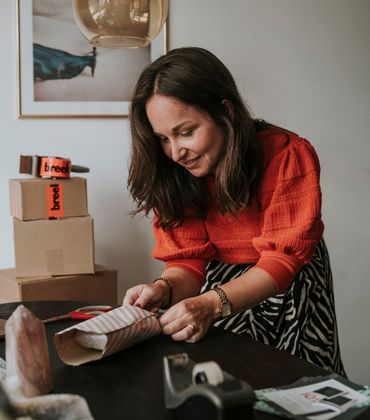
[163,353,255,420]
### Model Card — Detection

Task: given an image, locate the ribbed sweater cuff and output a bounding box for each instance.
[255,252,304,292]
[165,260,206,285]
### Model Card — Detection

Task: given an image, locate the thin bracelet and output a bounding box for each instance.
[152,277,173,309]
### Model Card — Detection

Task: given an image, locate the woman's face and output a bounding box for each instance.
[145,94,225,177]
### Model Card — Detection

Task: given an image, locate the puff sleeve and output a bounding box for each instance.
[152,214,217,284]
[253,137,324,292]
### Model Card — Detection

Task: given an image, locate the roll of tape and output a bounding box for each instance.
[19,155,89,178]
[39,157,71,179]
[192,361,224,386]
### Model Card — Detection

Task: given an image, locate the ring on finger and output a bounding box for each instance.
[187,324,196,333]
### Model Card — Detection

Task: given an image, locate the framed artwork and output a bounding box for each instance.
[16,0,167,118]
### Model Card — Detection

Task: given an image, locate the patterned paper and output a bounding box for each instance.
[54,305,161,366]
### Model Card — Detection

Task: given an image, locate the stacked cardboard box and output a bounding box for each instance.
[0,177,117,304]
[0,265,117,304]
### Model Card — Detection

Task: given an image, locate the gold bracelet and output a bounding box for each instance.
[152,277,173,309]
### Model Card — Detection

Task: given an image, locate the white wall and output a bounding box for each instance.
[1,1,369,383]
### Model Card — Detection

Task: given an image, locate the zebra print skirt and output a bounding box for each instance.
[201,239,346,376]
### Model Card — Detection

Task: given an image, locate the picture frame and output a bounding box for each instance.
[16,0,168,119]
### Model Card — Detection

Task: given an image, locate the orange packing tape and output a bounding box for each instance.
[46,183,65,218]
[39,157,71,179]
[19,155,90,178]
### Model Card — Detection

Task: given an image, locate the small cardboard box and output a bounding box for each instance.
[9,177,88,220]
[0,264,117,305]
[14,216,95,277]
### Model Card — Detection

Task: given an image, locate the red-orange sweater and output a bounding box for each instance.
[152,126,324,292]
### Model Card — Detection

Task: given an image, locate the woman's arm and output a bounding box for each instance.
[159,266,277,343]
[122,266,202,310]
[123,264,277,342]
[216,266,278,314]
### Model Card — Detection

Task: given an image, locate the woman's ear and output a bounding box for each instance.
[221,99,234,119]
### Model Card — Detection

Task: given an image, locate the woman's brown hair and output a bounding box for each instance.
[128,47,264,228]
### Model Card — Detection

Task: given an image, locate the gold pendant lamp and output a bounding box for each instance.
[72,0,169,48]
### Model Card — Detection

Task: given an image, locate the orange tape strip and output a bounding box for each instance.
[39,157,71,179]
[46,183,65,218]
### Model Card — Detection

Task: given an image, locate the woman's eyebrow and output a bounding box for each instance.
[154,121,193,137]
[171,121,192,132]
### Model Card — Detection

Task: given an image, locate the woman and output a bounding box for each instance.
[123,47,345,376]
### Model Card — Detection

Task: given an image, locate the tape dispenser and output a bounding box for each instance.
[163,353,255,420]
[19,155,89,179]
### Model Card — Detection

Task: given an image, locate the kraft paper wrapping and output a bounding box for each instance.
[54,305,161,366]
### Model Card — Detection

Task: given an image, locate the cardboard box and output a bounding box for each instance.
[0,265,117,305]
[14,216,95,277]
[9,177,88,220]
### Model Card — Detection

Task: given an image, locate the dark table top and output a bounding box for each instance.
[0,301,368,420]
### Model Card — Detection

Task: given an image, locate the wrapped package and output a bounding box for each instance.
[54,305,161,366]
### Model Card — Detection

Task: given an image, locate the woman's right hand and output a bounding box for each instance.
[122,282,168,312]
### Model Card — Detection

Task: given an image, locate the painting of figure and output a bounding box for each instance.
[32,0,151,102]
[33,44,97,81]
[17,0,166,116]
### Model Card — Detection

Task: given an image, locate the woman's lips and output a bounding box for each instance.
[183,156,200,169]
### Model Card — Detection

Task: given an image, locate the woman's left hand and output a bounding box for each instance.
[158,292,218,343]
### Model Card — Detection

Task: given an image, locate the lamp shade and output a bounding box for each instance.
[72,0,169,48]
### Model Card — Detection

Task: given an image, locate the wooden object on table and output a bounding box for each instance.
[5,305,53,397]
